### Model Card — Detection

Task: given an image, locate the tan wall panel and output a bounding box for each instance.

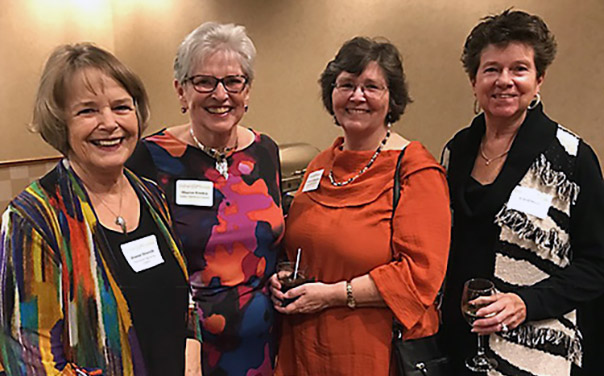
[0,0,115,161]
[2,0,604,164]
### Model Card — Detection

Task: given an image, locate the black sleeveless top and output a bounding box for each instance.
[102,201,188,375]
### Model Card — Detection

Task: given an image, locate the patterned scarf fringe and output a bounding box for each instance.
[500,323,583,366]
[530,155,580,205]
[494,207,570,262]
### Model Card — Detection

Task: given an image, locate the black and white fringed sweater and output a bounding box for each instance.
[441,103,604,376]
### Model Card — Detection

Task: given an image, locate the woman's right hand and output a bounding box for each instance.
[274,281,342,315]
[269,273,285,307]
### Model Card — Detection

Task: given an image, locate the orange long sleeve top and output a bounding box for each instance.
[276,139,451,376]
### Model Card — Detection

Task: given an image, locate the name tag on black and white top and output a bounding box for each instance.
[175,180,213,207]
[121,235,165,272]
[507,186,553,219]
[302,169,324,192]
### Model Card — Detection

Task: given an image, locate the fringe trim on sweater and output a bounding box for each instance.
[494,207,570,262]
[530,155,580,205]
[500,323,582,366]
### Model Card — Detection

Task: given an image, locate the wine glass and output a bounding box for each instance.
[461,278,498,372]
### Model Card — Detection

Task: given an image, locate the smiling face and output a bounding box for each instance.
[332,61,390,138]
[472,42,544,123]
[65,68,139,176]
[176,50,250,139]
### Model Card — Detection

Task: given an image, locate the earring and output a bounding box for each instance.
[333,116,340,126]
[528,92,541,110]
[386,122,392,129]
[386,113,393,123]
[181,106,187,114]
[244,105,249,112]
[473,99,481,115]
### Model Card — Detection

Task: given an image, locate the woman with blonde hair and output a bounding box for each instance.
[0,43,193,375]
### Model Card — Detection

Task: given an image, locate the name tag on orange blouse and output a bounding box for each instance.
[302,169,324,192]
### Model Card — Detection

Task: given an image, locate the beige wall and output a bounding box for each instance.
[0,0,115,161]
[2,0,603,162]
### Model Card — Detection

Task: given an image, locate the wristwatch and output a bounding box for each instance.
[346,281,356,309]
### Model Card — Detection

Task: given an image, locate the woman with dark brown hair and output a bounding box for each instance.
[441,9,604,376]
[0,43,193,375]
[270,37,451,376]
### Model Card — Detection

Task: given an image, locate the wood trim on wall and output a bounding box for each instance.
[0,155,62,168]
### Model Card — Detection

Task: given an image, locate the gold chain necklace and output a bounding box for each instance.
[479,142,510,166]
[85,177,127,234]
[328,127,391,187]
[189,127,238,179]
[479,126,520,166]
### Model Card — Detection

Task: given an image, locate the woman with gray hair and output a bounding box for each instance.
[128,22,284,376]
[0,43,193,375]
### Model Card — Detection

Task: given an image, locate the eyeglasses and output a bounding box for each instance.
[185,75,248,94]
[333,81,387,98]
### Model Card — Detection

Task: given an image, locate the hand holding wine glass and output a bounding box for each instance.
[461,278,498,372]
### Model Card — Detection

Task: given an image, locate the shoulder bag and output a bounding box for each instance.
[390,147,451,376]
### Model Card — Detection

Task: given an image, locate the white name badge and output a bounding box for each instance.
[302,169,324,192]
[121,235,165,273]
[507,186,553,219]
[175,180,213,207]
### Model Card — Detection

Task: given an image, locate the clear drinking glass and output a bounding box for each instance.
[461,278,498,372]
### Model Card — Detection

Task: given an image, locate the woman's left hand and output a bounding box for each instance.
[274,282,341,315]
[472,292,527,335]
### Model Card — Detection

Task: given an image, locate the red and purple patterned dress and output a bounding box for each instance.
[128,128,284,376]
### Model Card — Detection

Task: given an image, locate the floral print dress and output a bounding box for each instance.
[128,129,284,376]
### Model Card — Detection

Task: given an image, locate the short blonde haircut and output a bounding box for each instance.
[32,43,150,155]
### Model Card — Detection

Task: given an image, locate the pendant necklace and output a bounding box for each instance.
[190,127,238,179]
[328,127,391,187]
[86,177,128,234]
[479,144,510,166]
[479,133,516,166]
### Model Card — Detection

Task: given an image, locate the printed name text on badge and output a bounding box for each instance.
[176,180,213,207]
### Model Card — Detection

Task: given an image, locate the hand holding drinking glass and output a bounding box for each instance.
[276,261,310,307]
[461,278,498,372]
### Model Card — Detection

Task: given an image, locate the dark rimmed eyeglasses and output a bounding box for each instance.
[332,81,387,99]
[185,74,249,94]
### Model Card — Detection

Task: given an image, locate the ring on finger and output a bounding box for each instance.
[500,322,509,333]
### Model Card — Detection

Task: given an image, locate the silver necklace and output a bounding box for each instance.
[328,128,391,187]
[86,178,127,234]
[189,128,238,179]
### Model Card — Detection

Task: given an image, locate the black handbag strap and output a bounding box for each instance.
[391,146,445,331]
[393,146,406,209]
[390,147,406,256]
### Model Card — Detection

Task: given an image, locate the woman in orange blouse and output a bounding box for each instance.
[269,37,451,376]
